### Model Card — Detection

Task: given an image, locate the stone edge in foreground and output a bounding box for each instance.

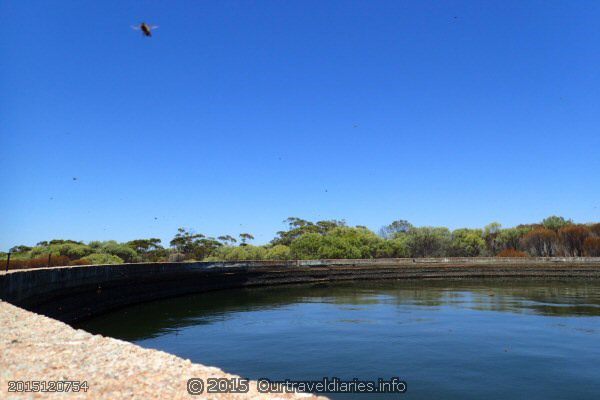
[0,301,323,400]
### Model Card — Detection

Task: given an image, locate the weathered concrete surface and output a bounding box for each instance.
[2,258,600,323]
[0,301,323,400]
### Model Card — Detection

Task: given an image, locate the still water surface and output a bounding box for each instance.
[78,280,600,399]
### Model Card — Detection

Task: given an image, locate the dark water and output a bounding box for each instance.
[78,280,600,399]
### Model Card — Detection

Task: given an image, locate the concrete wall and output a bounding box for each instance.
[2,258,600,323]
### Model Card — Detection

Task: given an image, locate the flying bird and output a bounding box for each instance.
[132,22,158,37]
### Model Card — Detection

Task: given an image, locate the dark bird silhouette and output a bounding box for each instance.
[132,22,158,37]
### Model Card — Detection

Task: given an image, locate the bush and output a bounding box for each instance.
[168,252,186,262]
[70,259,90,265]
[497,249,528,257]
[4,255,72,270]
[265,245,291,260]
[559,225,590,256]
[521,228,558,256]
[403,227,451,257]
[449,229,485,257]
[94,241,139,262]
[542,216,572,231]
[290,233,324,259]
[210,245,268,261]
[30,242,93,260]
[583,237,600,257]
[372,239,409,258]
[497,227,531,251]
[318,236,363,259]
[79,253,124,265]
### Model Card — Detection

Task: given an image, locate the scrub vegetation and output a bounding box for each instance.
[2,216,600,269]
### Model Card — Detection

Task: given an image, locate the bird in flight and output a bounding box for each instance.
[132,22,158,37]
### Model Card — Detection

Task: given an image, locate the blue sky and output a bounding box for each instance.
[1,0,599,250]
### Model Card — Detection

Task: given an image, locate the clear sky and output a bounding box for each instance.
[1,0,599,250]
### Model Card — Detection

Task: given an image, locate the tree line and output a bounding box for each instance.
[2,216,600,269]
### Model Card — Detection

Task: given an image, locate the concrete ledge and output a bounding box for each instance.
[0,301,323,399]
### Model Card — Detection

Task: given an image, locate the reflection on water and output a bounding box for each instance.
[78,280,600,399]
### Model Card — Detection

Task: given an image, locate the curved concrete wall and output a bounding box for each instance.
[2,258,600,323]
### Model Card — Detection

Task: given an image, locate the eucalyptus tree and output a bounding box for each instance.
[239,233,255,246]
[378,220,413,239]
[217,235,237,246]
[170,228,206,258]
[542,215,572,231]
[126,238,164,261]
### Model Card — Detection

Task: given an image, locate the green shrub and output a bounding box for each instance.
[30,242,93,260]
[449,229,485,257]
[211,245,268,261]
[90,240,139,262]
[265,245,291,260]
[402,227,452,257]
[290,233,324,259]
[79,253,124,265]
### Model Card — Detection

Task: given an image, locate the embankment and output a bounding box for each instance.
[2,257,600,323]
